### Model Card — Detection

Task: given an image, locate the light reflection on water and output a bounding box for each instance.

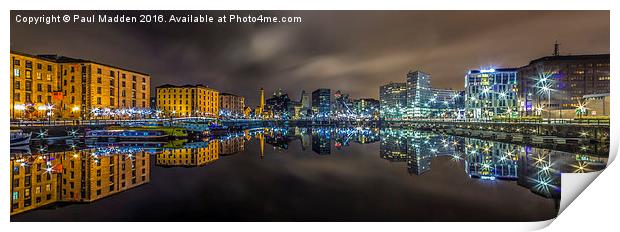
[10,127,608,221]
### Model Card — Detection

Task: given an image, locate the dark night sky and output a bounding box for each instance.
[10,11,609,107]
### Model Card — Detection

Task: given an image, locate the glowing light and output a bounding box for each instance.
[71,106,80,112]
[14,104,26,110]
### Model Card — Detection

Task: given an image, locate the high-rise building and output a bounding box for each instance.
[379,82,407,120]
[219,93,245,118]
[312,88,331,119]
[429,88,459,118]
[10,51,151,120]
[465,68,519,119]
[517,54,610,118]
[406,70,432,118]
[156,84,219,118]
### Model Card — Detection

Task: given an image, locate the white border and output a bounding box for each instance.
[1,1,617,231]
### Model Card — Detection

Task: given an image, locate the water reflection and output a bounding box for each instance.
[10,150,150,215]
[10,126,608,219]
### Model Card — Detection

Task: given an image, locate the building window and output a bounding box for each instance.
[70,67,74,73]
[47,65,52,71]
[97,76,102,84]
[15,81,20,89]
[14,68,20,77]
[110,71,115,77]
[37,63,42,69]
[97,68,102,74]
[97,97,101,104]
[13,59,20,65]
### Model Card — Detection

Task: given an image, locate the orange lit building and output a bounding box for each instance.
[10,150,150,215]
[156,141,220,167]
[10,51,151,120]
[156,84,219,118]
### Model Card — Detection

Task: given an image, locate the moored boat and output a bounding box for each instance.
[10,130,31,147]
[86,130,168,140]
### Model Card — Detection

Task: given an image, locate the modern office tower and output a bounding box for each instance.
[465,68,519,119]
[10,51,150,120]
[219,93,245,118]
[406,70,432,118]
[517,53,610,118]
[156,84,220,118]
[156,141,220,167]
[312,88,331,119]
[379,82,407,120]
[429,88,459,118]
[353,98,380,120]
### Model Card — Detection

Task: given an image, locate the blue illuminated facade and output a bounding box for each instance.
[465,68,519,119]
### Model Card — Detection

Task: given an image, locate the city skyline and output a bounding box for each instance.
[10,11,609,106]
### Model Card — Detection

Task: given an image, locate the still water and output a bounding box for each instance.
[10,127,608,221]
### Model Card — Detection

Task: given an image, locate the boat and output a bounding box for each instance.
[86,129,168,140]
[106,125,188,137]
[11,130,31,147]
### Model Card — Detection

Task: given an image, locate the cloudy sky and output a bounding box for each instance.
[11,11,609,106]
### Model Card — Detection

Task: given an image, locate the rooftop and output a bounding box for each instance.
[468,68,518,74]
[156,84,217,91]
[11,50,149,76]
[527,54,610,65]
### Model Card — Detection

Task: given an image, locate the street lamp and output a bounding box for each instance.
[535,70,555,122]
